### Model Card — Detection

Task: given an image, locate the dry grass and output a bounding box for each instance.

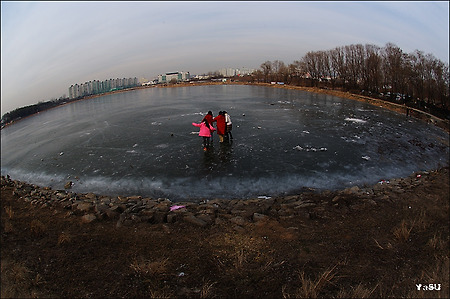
[209,232,268,272]
[5,206,14,219]
[373,238,393,250]
[283,244,448,298]
[30,219,46,235]
[200,280,217,298]
[148,287,174,299]
[234,248,247,269]
[336,283,376,298]
[393,219,414,242]
[128,257,174,298]
[426,233,445,251]
[283,263,339,298]
[129,257,170,276]
[415,209,430,231]
[3,219,14,233]
[283,264,381,299]
[0,259,41,298]
[57,232,72,246]
[32,273,45,287]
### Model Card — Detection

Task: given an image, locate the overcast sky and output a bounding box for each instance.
[1,1,449,114]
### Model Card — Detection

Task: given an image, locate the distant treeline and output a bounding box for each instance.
[1,97,72,127]
[2,42,449,127]
[248,43,449,120]
[1,87,139,128]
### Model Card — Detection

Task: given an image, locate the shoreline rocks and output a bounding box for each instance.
[1,167,448,229]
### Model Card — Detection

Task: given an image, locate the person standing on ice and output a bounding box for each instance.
[202,111,215,141]
[213,111,227,143]
[192,118,216,151]
[224,111,233,140]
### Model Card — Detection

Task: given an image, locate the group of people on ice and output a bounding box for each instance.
[192,111,233,151]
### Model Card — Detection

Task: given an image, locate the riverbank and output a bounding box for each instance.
[1,166,449,298]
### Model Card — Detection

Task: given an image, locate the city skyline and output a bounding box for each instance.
[2,1,449,114]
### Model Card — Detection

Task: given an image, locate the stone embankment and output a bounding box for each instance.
[2,168,446,230]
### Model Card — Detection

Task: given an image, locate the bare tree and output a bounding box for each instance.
[423,53,437,104]
[272,60,288,82]
[382,43,405,96]
[260,61,273,83]
[317,51,332,85]
[286,61,303,85]
[433,60,450,108]
[252,69,264,82]
[407,50,426,102]
[442,63,450,109]
[330,47,347,89]
[301,51,322,86]
[363,44,382,94]
[343,44,365,90]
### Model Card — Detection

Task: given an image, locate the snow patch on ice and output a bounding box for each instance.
[345,118,367,123]
[293,145,327,152]
[180,112,205,117]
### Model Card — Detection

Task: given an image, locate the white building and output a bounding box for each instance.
[157,71,190,83]
[219,68,237,77]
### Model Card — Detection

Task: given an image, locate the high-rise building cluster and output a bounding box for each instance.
[68,77,139,99]
[219,67,255,77]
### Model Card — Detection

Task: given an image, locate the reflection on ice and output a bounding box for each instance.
[1,85,448,201]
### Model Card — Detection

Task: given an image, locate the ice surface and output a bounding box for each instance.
[1,85,448,201]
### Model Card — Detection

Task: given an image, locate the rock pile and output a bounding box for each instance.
[1,169,445,229]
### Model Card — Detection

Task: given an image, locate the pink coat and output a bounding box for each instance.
[192,122,216,137]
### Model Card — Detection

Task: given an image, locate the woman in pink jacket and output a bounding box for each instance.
[192,119,216,150]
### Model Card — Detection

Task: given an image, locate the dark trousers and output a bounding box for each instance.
[203,137,211,148]
[226,124,233,139]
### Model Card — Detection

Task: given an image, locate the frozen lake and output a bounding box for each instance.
[1,85,448,200]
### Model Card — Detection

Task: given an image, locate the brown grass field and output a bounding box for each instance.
[1,166,448,298]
